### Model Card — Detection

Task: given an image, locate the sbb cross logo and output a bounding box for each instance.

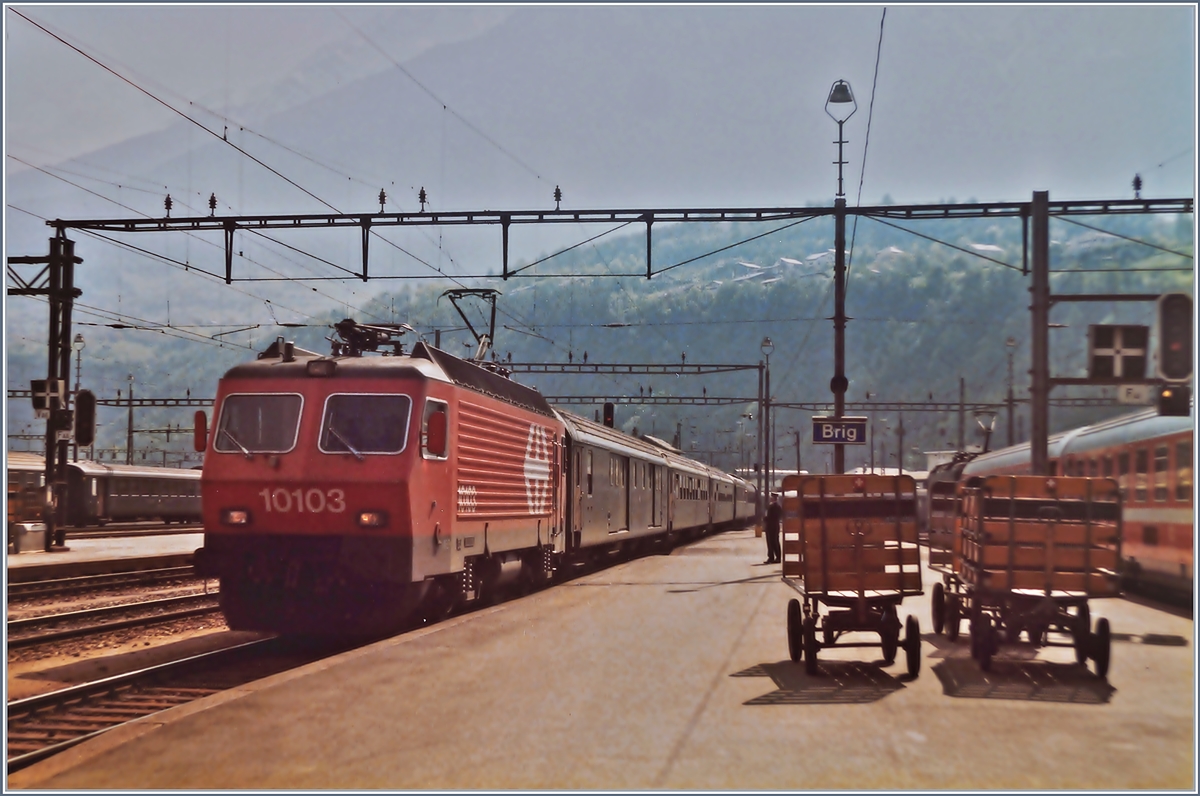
[524,424,552,514]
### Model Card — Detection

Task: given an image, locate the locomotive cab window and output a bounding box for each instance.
[215,393,303,454]
[320,394,412,455]
[421,399,449,460]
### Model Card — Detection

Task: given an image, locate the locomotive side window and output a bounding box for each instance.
[421,399,449,460]
[216,393,303,453]
[1176,440,1192,502]
[1154,445,1169,502]
[319,394,411,455]
[1118,452,1130,499]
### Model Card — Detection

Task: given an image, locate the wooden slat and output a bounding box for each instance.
[804,570,923,592]
[974,520,1119,546]
[962,542,1119,571]
[802,545,920,570]
[961,566,1120,595]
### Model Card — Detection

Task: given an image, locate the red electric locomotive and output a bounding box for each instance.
[194,322,566,633]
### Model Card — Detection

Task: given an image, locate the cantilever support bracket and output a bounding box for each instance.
[501,215,511,280]
[645,215,653,279]
[361,217,371,282]
[223,220,236,284]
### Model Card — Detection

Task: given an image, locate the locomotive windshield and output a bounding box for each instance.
[214,393,303,454]
[319,394,412,456]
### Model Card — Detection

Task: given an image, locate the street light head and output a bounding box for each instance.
[761,337,775,357]
[1006,337,1016,348]
[825,79,857,123]
[73,333,86,351]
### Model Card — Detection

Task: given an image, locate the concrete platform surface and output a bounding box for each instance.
[6,534,202,582]
[8,528,1194,790]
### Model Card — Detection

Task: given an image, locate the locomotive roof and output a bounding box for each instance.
[222,342,556,419]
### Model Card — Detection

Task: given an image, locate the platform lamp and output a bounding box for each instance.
[72,333,85,461]
[826,79,856,474]
[761,336,774,495]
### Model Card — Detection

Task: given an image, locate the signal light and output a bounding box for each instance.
[603,402,615,428]
[1157,384,1191,417]
[357,511,388,528]
[74,389,96,447]
[1157,293,1193,381]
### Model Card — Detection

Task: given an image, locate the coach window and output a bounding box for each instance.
[1154,445,1169,502]
[215,393,303,454]
[319,394,411,455]
[1176,440,1192,502]
[421,399,449,460]
[1103,456,1113,478]
[1134,448,1149,502]
[1117,452,1130,499]
[1089,458,1099,477]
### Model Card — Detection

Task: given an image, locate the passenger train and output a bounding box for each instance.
[948,407,1193,601]
[193,322,757,634]
[7,452,202,550]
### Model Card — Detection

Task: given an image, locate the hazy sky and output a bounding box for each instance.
[3,3,1196,338]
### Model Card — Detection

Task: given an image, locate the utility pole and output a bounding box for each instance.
[1030,190,1051,474]
[126,374,134,465]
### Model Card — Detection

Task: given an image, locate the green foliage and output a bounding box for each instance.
[7,212,1192,472]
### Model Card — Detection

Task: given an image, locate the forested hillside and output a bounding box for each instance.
[7,210,1192,473]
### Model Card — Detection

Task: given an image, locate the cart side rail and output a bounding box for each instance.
[957,475,1122,597]
[781,474,922,597]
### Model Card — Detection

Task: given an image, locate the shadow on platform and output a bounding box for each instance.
[931,657,1116,704]
[733,660,906,705]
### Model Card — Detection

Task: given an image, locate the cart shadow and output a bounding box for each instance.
[931,657,1115,704]
[732,660,907,705]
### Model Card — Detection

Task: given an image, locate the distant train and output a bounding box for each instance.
[926,407,1193,601]
[193,322,758,635]
[6,452,202,550]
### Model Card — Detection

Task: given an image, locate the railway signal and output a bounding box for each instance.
[1156,293,1193,382]
[1157,384,1191,417]
[74,390,96,447]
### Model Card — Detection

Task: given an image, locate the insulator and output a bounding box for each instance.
[378,189,387,211]
[209,193,217,215]
[164,194,173,217]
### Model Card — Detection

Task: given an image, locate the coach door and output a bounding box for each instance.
[651,465,663,528]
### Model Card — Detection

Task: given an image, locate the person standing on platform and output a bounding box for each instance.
[764,493,783,564]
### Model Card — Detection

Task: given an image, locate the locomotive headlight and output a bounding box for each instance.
[357,510,388,528]
[222,508,251,525]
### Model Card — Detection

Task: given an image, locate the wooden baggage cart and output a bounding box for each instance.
[928,475,1122,676]
[781,474,924,677]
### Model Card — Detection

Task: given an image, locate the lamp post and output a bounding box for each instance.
[71,333,85,462]
[1005,337,1017,446]
[126,373,134,465]
[761,336,774,493]
[826,79,856,474]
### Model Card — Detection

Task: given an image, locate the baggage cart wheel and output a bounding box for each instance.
[945,597,960,641]
[881,606,899,665]
[978,620,995,672]
[904,615,921,677]
[1074,613,1091,666]
[931,582,945,635]
[803,617,819,676]
[1027,623,1045,648]
[787,598,803,663]
[1092,618,1111,679]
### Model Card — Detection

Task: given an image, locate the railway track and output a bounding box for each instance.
[64,523,202,539]
[8,594,223,650]
[8,567,204,600]
[6,635,354,773]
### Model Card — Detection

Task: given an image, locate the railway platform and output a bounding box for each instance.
[8,526,1194,790]
[5,533,202,583]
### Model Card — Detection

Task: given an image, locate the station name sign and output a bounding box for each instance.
[812,416,868,445]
